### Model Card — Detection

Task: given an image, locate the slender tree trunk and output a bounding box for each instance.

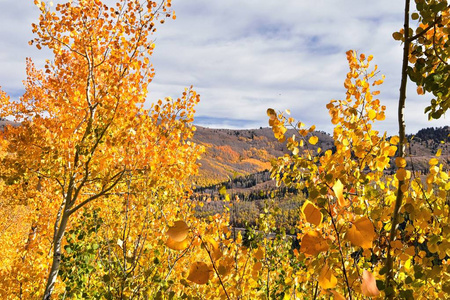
[385,0,410,297]
[43,210,71,300]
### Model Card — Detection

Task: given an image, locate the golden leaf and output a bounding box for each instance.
[429,158,439,166]
[309,136,319,145]
[368,109,376,120]
[390,136,400,145]
[330,290,346,300]
[187,262,211,285]
[300,231,329,256]
[361,270,380,297]
[395,157,407,168]
[333,179,348,207]
[346,217,375,249]
[167,220,189,242]
[302,200,322,226]
[318,263,337,289]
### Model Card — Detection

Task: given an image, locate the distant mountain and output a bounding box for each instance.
[409,126,449,144]
[192,126,450,187]
[191,126,334,186]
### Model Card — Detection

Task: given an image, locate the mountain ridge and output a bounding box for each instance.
[192,125,450,187]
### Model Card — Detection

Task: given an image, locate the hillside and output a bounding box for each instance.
[192,125,450,188]
[191,126,334,186]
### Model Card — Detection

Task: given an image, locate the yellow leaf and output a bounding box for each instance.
[361,270,380,297]
[309,136,319,145]
[333,179,348,207]
[165,236,189,250]
[429,158,439,166]
[436,148,442,157]
[318,263,337,289]
[219,185,227,195]
[206,237,222,260]
[302,200,322,226]
[187,262,211,284]
[300,231,329,256]
[368,109,376,120]
[346,217,375,249]
[390,136,399,145]
[167,220,189,242]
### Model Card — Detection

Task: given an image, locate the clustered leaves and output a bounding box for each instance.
[266,50,449,298]
[393,0,450,119]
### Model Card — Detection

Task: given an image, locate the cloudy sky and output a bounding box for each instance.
[0,1,448,135]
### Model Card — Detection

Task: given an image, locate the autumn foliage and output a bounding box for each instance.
[0,0,203,298]
[0,0,449,299]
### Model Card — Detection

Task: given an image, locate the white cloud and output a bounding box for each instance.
[0,0,447,135]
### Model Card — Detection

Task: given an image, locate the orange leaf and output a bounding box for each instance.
[395,157,407,168]
[167,220,189,242]
[267,108,276,117]
[255,246,264,260]
[300,231,329,256]
[318,263,337,289]
[187,262,211,284]
[253,261,263,272]
[302,200,322,226]
[361,270,380,297]
[346,217,375,249]
[417,85,424,95]
[396,168,407,181]
[165,236,189,250]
